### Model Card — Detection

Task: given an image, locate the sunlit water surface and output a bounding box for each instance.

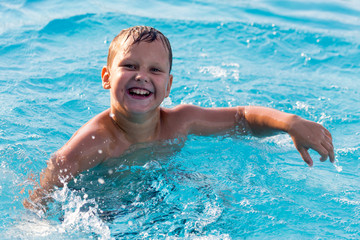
[0,0,360,239]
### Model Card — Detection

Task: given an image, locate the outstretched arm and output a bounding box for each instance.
[177,104,334,166]
[243,106,335,166]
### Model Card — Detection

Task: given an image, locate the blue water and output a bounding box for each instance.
[1,0,360,239]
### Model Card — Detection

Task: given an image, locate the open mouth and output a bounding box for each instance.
[127,88,152,98]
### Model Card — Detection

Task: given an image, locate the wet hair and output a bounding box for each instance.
[107,26,173,73]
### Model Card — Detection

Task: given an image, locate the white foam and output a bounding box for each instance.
[13,183,113,239]
[333,163,343,172]
[199,66,227,78]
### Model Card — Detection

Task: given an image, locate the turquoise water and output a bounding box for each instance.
[1,0,360,239]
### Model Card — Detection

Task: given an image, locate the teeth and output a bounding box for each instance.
[130,88,150,95]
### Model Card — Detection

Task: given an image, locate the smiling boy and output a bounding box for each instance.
[24,26,334,210]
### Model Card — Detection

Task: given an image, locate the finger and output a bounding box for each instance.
[325,137,333,147]
[325,141,335,163]
[324,129,333,141]
[23,199,33,210]
[313,144,329,162]
[321,141,334,163]
[324,133,335,163]
[329,147,335,163]
[324,134,333,147]
[297,147,313,167]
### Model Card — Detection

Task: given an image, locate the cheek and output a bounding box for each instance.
[110,72,126,88]
[112,84,126,96]
[155,81,168,95]
[109,78,127,98]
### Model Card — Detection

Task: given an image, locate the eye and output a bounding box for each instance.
[150,67,161,73]
[120,63,136,70]
[123,64,135,69]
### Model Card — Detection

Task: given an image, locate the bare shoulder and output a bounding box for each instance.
[160,104,242,136]
[158,105,197,138]
[160,104,203,125]
[66,109,114,145]
[161,104,201,115]
[56,109,127,171]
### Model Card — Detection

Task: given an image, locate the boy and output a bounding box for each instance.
[24,26,334,211]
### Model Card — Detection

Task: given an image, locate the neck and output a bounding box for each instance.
[110,107,161,143]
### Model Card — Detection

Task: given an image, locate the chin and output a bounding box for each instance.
[125,105,157,115]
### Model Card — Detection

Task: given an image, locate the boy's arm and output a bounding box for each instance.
[179,105,334,166]
[243,106,334,166]
[23,150,80,211]
[23,126,108,211]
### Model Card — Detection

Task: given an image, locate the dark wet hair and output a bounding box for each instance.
[107,26,172,73]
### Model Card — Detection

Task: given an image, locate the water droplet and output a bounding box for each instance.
[98,178,105,184]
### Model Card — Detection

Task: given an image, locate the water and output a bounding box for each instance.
[1,0,360,239]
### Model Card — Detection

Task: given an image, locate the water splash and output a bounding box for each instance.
[51,183,112,239]
[333,159,343,172]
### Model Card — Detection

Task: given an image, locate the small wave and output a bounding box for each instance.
[39,13,96,36]
[337,147,359,154]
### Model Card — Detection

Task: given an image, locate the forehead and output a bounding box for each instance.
[114,39,170,64]
[124,38,168,53]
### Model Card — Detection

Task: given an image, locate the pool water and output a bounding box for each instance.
[1,0,360,239]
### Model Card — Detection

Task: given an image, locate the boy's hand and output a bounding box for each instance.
[287,116,335,166]
[23,188,49,213]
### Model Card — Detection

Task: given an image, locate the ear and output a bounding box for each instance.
[101,66,111,89]
[165,74,173,98]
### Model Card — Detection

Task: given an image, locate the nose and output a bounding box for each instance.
[135,70,149,83]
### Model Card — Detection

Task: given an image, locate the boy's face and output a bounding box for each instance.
[102,39,173,116]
